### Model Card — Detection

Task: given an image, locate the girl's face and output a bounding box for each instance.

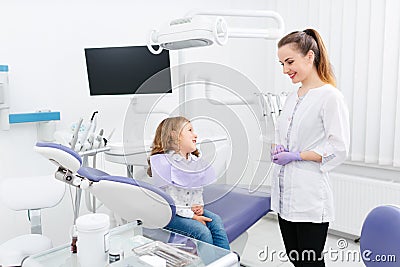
[178,122,197,156]
[278,44,314,84]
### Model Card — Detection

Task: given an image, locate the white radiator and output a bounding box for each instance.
[330,173,400,236]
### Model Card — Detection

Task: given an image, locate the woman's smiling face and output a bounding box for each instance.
[278,44,314,84]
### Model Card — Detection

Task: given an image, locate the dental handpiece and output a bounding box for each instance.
[103,128,115,146]
[278,92,288,115]
[95,129,104,148]
[89,112,98,136]
[266,93,278,126]
[78,111,98,151]
[87,134,95,151]
[70,118,83,149]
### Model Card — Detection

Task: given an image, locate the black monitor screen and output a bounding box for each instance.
[84,46,172,95]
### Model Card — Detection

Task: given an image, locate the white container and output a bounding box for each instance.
[76,213,110,267]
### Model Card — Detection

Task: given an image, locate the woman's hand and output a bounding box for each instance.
[193,214,212,225]
[271,144,288,157]
[191,205,204,216]
[272,151,302,165]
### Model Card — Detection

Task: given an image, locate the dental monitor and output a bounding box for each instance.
[84,46,172,95]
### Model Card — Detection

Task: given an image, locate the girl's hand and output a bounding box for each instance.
[191,205,204,216]
[193,214,212,225]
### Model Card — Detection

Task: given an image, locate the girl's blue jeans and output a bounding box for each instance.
[165,209,230,250]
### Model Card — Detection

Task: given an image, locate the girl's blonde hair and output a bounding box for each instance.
[278,28,336,87]
[147,116,200,177]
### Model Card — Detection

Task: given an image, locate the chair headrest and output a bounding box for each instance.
[34,142,82,173]
[360,205,400,266]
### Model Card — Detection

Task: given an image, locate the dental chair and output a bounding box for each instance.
[34,142,271,255]
[0,175,65,266]
[34,142,176,229]
[360,205,400,266]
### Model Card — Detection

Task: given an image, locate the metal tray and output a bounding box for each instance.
[133,241,201,267]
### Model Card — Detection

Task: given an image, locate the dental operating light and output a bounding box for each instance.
[148,9,285,54]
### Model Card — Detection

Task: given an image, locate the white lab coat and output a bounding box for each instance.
[271,84,350,223]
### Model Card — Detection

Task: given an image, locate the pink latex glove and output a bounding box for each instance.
[272,151,302,165]
[270,145,288,156]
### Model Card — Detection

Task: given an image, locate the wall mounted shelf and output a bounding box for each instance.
[9,111,60,124]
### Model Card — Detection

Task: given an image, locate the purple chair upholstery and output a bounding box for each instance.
[360,205,400,266]
[203,184,271,242]
[77,167,109,180]
[36,142,82,165]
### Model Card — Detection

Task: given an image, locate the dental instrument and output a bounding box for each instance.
[77,111,98,151]
[103,128,115,147]
[277,92,288,115]
[89,111,98,135]
[87,134,95,150]
[86,128,105,213]
[266,93,279,126]
[93,129,104,149]
[70,118,83,149]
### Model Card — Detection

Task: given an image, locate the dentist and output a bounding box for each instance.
[271,29,350,267]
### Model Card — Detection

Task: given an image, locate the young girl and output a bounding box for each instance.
[147,116,230,250]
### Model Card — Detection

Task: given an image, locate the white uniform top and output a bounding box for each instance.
[271,84,350,223]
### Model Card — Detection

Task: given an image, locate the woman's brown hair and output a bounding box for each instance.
[147,116,200,177]
[278,28,336,87]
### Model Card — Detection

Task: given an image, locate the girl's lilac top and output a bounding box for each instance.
[150,152,217,189]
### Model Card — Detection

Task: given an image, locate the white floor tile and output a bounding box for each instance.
[240,216,366,267]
